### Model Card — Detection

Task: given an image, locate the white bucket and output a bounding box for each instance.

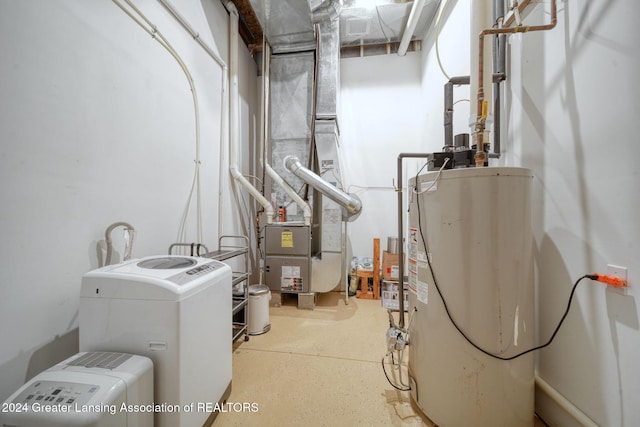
[248,284,271,335]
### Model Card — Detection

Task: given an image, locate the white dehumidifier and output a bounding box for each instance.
[0,352,153,427]
[79,256,232,427]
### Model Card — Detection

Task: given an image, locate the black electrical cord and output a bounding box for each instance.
[414,184,597,361]
[381,355,411,391]
[535,412,551,427]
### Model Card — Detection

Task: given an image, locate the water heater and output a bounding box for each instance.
[407,167,534,427]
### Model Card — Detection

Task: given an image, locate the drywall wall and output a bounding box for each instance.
[339,52,425,258]
[418,0,640,425]
[0,0,258,401]
[338,0,473,260]
[420,0,472,146]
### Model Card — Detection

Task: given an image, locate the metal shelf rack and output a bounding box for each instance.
[204,235,250,343]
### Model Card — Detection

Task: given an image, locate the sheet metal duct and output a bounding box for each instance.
[248,0,316,53]
[260,43,312,225]
[249,0,340,117]
[242,0,441,51]
[313,1,340,119]
[311,252,344,293]
[268,51,314,222]
[284,155,362,221]
[315,120,344,251]
[250,0,351,297]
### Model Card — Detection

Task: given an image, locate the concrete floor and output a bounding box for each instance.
[213,292,545,427]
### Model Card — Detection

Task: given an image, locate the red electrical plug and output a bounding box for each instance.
[591,273,628,288]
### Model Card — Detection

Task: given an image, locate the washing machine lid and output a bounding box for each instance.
[98,256,213,281]
[137,256,197,270]
[81,255,231,299]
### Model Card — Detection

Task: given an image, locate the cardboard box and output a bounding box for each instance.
[382,251,400,280]
[381,280,408,312]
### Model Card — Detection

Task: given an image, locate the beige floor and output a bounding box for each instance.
[213,292,544,427]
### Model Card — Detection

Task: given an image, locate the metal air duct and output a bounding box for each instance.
[248,0,316,53]
[284,155,362,221]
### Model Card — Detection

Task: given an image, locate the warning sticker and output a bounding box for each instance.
[281,266,303,291]
[417,280,428,304]
[281,231,293,248]
[408,227,419,261]
[409,226,431,263]
[409,258,431,305]
[408,259,418,294]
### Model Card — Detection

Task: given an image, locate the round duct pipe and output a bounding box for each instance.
[283,155,362,221]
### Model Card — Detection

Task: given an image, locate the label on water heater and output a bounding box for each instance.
[417,280,428,304]
[409,227,430,263]
[408,259,418,295]
[409,259,429,304]
[408,228,418,260]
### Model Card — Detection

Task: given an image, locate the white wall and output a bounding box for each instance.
[338,0,473,259]
[0,0,258,401]
[339,53,425,258]
[420,0,471,152]
[419,0,640,426]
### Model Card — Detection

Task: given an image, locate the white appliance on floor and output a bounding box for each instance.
[0,352,153,427]
[79,256,232,427]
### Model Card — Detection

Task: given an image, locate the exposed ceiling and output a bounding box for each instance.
[340,0,440,47]
[227,0,264,53]
[227,0,440,54]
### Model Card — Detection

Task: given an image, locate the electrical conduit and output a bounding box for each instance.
[157,0,227,69]
[112,0,204,243]
[154,0,229,240]
[153,1,230,237]
[398,0,425,56]
[226,2,274,223]
[535,375,599,427]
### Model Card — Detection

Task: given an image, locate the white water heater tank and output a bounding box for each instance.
[407,167,534,427]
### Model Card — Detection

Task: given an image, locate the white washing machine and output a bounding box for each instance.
[0,351,153,427]
[79,256,232,427]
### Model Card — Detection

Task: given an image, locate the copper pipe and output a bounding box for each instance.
[503,0,533,28]
[474,0,557,166]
